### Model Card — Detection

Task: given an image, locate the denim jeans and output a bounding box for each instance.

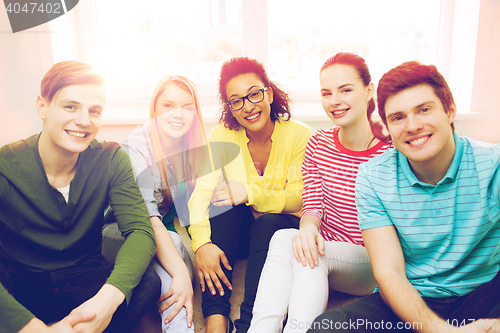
[307,268,500,332]
[103,222,194,332]
[202,204,300,333]
[4,258,160,333]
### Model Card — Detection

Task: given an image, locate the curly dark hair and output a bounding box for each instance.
[218,57,292,131]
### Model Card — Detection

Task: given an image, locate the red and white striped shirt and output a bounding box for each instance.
[301,127,391,246]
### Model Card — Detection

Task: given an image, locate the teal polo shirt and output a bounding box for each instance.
[356,133,500,298]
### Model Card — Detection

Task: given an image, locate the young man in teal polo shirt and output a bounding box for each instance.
[0,61,160,333]
[308,62,500,332]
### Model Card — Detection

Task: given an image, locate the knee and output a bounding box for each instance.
[250,216,297,254]
[167,233,194,278]
[102,222,124,242]
[250,214,282,238]
[140,264,161,299]
[168,231,185,254]
[268,229,296,253]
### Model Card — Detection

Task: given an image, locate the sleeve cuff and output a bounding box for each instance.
[301,210,322,221]
[246,182,262,207]
[189,220,212,252]
[146,202,161,218]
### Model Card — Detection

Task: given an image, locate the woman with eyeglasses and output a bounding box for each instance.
[118,76,208,332]
[188,57,311,333]
[248,53,391,333]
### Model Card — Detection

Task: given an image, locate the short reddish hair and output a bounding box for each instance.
[41,61,103,103]
[377,61,455,131]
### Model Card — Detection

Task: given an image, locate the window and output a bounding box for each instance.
[94,0,242,89]
[267,0,442,118]
[47,0,480,123]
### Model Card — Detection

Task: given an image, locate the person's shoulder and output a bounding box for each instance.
[277,120,312,150]
[276,119,312,146]
[121,123,151,151]
[211,123,228,134]
[357,149,399,191]
[360,148,398,172]
[88,138,120,151]
[210,123,240,140]
[281,119,312,135]
[126,123,151,143]
[85,139,123,160]
[460,135,500,169]
[312,127,335,140]
[462,135,499,155]
[0,135,40,185]
[82,140,134,176]
[0,134,38,157]
[306,127,335,148]
[0,135,39,174]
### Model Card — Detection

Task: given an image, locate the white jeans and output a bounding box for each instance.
[153,231,194,333]
[248,228,376,333]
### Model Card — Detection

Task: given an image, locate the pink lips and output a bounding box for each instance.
[245,112,261,122]
[331,108,349,118]
[407,135,431,147]
[65,130,89,140]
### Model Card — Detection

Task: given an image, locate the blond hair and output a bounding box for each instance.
[149,76,207,211]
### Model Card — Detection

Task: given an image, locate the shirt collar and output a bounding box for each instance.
[399,132,463,187]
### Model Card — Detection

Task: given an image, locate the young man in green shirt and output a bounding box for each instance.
[0,61,160,333]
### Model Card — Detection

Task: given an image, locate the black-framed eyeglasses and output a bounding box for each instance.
[227,87,268,111]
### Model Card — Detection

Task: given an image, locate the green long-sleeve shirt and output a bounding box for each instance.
[0,134,156,333]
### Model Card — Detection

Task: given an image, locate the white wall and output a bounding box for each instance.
[0,9,47,146]
[468,0,500,143]
[1,0,499,147]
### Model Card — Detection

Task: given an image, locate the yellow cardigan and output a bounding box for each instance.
[188,119,312,252]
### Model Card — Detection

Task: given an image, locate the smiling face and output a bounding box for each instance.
[385,84,456,177]
[154,83,196,141]
[225,73,273,133]
[320,64,373,129]
[37,84,104,157]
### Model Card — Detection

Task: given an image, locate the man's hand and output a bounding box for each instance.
[211,180,248,207]
[71,284,125,333]
[195,243,232,296]
[18,312,96,333]
[292,217,324,268]
[158,274,194,327]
